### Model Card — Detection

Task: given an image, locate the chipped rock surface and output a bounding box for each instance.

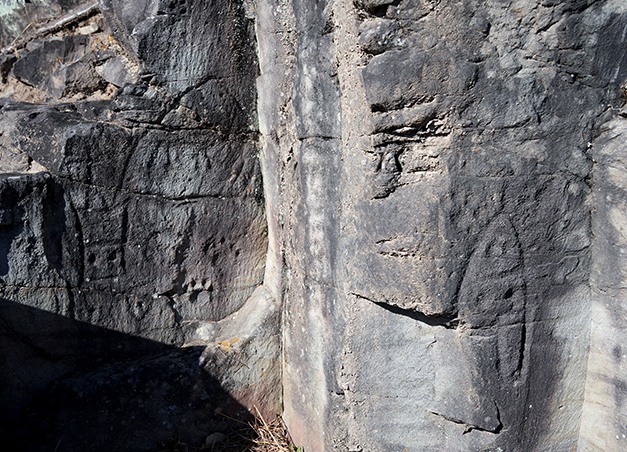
[0,1,279,451]
[2,1,627,452]
[261,0,627,451]
[0,0,85,45]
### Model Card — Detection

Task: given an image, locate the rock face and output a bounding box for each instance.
[0,1,280,450]
[0,0,85,46]
[585,114,627,451]
[255,0,627,451]
[2,1,627,452]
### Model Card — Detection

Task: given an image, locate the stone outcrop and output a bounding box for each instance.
[0,0,86,47]
[0,1,280,450]
[585,113,627,451]
[255,0,627,451]
[1,1,627,451]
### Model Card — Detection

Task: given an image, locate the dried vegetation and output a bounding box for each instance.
[157,409,298,452]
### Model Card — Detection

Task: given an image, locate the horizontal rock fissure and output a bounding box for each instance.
[350,292,459,328]
[428,403,503,435]
[298,135,340,142]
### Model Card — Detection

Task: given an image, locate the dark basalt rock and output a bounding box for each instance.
[0,1,85,46]
[13,36,91,90]
[0,1,279,450]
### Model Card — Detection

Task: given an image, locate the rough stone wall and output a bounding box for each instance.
[0,0,85,46]
[585,112,627,450]
[257,0,627,451]
[0,1,281,450]
[2,0,627,451]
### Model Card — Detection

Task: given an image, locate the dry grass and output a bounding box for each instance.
[246,408,299,452]
[157,408,299,452]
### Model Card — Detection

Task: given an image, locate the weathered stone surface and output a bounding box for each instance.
[582,116,627,451]
[0,102,261,198]
[94,55,136,87]
[0,0,279,450]
[1,8,136,101]
[2,0,627,451]
[261,0,627,451]
[358,18,403,55]
[12,35,103,96]
[0,297,185,449]
[7,27,128,101]
[14,346,227,452]
[0,0,85,45]
[0,54,16,83]
[2,285,281,452]
[356,0,397,14]
[101,0,258,98]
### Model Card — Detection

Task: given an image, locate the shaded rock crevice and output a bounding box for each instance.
[428,401,503,435]
[350,292,459,329]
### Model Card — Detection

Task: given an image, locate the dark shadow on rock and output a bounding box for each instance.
[0,299,252,452]
[0,181,22,277]
[41,176,67,278]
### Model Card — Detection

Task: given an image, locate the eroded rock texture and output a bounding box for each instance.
[260,0,627,451]
[585,113,627,451]
[2,0,627,451]
[0,1,280,451]
[0,0,86,46]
